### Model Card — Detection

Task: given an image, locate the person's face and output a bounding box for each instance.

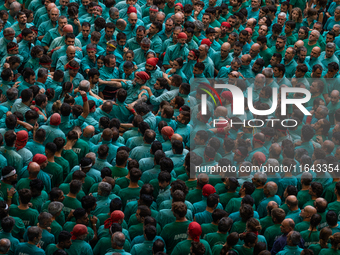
[276,38,285,50]
[220,46,230,57]
[62,238,72,249]
[125,53,133,62]
[335,9,340,20]
[239,33,247,43]
[209,0,217,6]
[315,107,324,119]
[285,48,294,61]
[107,58,116,68]
[252,64,262,73]
[80,213,89,225]
[141,43,150,52]
[105,27,114,38]
[310,82,319,94]
[251,0,259,8]
[2,14,8,24]
[233,46,242,56]
[198,46,207,56]
[230,0,238,7]
[58,18,67,29]
[44,0,51,7]
[136,30,145,42]
[40,159,48,169]
[50,9,59,22]
[284,25,292,34]
[298,50,307,62]
[258,25,268,36]
[227,17,236,27]
[18,14,27,24]
[65,38,75,46]
[313,68,322,78]
[149,24,158,35]
[326,34,335,43]
[145,63,154,71]
[129,15,138,26]
[28,75,36,84]
[202,15,211,25]
[291,10,299,21]
[172,60,180,69]
[331,93,339,104]
[87,49,96,60]
[311,48,321,59]
[280,220,292,234]
[110,11,119,20]
[90,74,100,84]
[206,32,215,42]
[254,77,264,89]
[154,80,162,90]
[230,62,242,71]
[58,192,65,202]
[67,49,76,59]
[277,15,286,26]
[69,68,78,77]
[188,51,196,61]
[326,47,335,58]
[313,119,323,131]
[298,28,306,39]
[118,38,126,46]
[165,19,174,32]
[60,0,69,7]
[97,59,104,69]
[269,56,278,67]
[273,67,281,78]
[309,31,318,42]
[193,66,202,75]
[82,25,91,38]
[227,35,236,45]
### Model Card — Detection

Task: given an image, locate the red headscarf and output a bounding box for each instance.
[15,130,28,151]
[221,22,231,28]
[146,58,159,67]
[32,154,47,165]
[50,113,61,126]
[201,39,212,47]
[244,27,253,35]
[221,91,233,110]
[104,210,125,229]
[253,152,266,165]
[189,222,202,242]
[127,6,137,14]
[161,126,174,140]
[71,224,88,240]
[177,32,187,39]
[136,71,150,81]
[175,3,183,9]
[202,184,216,197]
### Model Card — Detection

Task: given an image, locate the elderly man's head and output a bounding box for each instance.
[0,239,10,254]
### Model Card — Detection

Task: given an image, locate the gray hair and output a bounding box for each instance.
[231,57,241,65]
[254,172,267,185]
[38,68,48,79]
[141,37,151,45]
[201,44,209,52]
[6,87,18,101]
[289,231,301,246]
[278,12,287,18]
[48,201,64,216]
[109,7,119,16]
[262,68,273,78]
[112,232,125,247]
[3,28,15,36]
[267,158,279,168]
[311,30,320,39]
[156,11,166,18]
[194,20,204,31]
[38,212,53,225]
[27,226,42,242]
[98,182,112,197]
[10,2,21,10]
[78,80,90,92]
[230,32,239,40]
[326,42,336,49]
[318,105,329,117]
[301,172,313,183]
[150,5,158,11]
[334,24,340,30]
[336,6,340,12]
[107,40,117,47]
[0,239,10,253]
[266,182,278,196]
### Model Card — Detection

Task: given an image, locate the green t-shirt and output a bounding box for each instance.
[9,205,39,228]
[220,192,239,209]
[118,186,141,209]
[264,224,282,248]
[297,189,311,209]
[160,221,192,254]
[55,156,70,180]
[204,232,228,247]
[300,230,320,247]
[309,244,331,255]
[0,181,19,205]
[41,200,65,226]
[234,245,254,255]
[252,189,265,207]
[171,239,212,255]
[62,196,82,218]
[111,166,129,179]
[259,216,274,235]
[62,149,79,170]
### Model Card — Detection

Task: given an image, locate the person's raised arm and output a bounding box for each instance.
[80,90,90,119]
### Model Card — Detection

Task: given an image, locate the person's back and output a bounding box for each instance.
[14,226,45,255]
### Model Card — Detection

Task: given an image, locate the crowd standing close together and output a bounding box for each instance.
[1,0,340,254]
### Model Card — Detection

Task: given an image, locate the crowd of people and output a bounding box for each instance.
[0,0,340,254]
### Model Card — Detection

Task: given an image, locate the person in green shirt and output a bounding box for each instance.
[233,232,257,255]
[296,206,317,233]
[45,231,73,255]
[285,196,302,224]
[9,189,39,228]
[0,166,19,205]
[226,181,255,214]
[111,150,129,180]
[104,231,130,255]
[308,227,332,255]
[277,231,304,255]
[62,131,80,170]
[297,172,313,209]
[0,217,20,255]
[194,193,218,225]
[66,224,93,255]
[47,201,63,242]
[300,213,321,247]
[319,232,340,255]
[118,168,142,209]
[259,201,279,235]
[44,142,63,188]
[14,226,45,255]
[62,180,83,219]
[53,137,71,180]
[204,216,232,247]
[264,208,286,249]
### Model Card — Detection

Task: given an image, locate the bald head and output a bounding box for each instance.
[221,42,231,51]
[230,71,239,78]
[0,239,10,254]
[86,152,96,163]
[83,126,95,138]
[286,195,298,210]
[215,106,228,118]
[267,201,279,211]
[171,134,183,143]
[264,181,278,197]
[269,143,282,157]
[197,173,209,187]
[303,205,317,218]
[241,54,252,64]
[250,43,260,58]
[66,46,75,53]
[331,90,340,97]
[322,140,335,154]
[128,13,137,19]
[47,3,56,10]
[315,197,327,212]
[294,40,304,49]
[281,218,295,234]
[28,162,40,177]
[63,24,73,33]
